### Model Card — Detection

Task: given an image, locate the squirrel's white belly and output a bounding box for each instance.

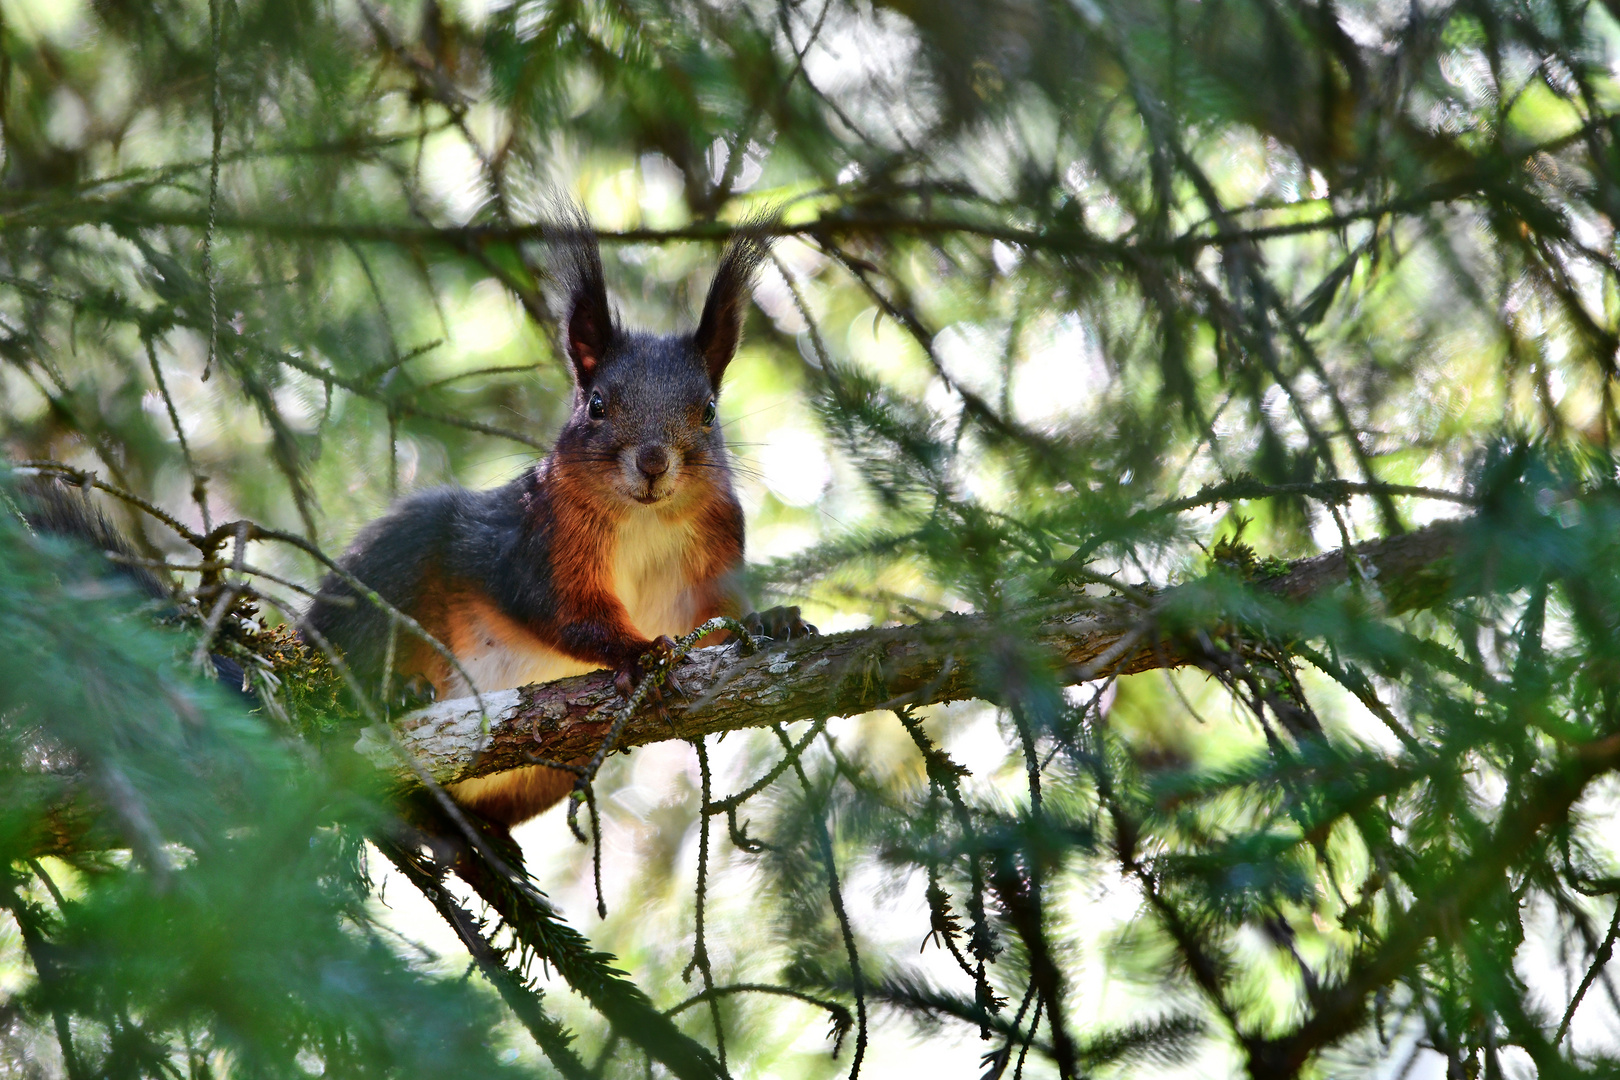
[613,509,700,640]
[443,509,699,698]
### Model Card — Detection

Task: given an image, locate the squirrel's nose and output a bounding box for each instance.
[636,445,670,480]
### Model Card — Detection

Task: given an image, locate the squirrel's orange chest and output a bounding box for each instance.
[438,510,701,698]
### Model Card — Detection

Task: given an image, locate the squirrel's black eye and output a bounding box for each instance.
[701,399,717,427]
[588,390,606,420]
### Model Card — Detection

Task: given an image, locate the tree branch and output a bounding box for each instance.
[1246,729,1620,1077]
[358,519,1467,788]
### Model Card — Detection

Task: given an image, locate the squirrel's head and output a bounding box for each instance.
[549,213,770,512]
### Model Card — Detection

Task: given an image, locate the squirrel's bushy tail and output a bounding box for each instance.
[10,475,250,691]
[12,478,169,600]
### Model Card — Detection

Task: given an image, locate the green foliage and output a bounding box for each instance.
[0,482,528,1079]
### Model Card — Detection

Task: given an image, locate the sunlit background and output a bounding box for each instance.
[6,0,1620,1077]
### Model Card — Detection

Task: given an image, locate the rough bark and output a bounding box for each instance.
[356,519,1466,787]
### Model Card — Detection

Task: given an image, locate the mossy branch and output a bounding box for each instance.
[361,519,1467,789]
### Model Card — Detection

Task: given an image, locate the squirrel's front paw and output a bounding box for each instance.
[744,606,818,642]
[613,635,679,698]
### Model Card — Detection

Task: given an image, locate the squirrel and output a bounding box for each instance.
[305,217,813,828]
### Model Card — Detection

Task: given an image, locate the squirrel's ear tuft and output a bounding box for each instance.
[694,220,773,387]
[550,204,615,385]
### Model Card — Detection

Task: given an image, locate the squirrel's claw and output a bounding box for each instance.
[745,605,818,642]
[651,683,680,731]
[613,635,680,700]
[391,674,437,711]
[664,666,689,699]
